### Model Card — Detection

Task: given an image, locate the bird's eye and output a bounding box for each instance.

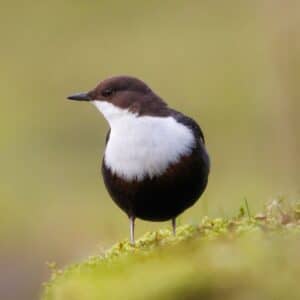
[102,88,114,97]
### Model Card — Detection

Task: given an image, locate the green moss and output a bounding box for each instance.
[42,201,300,300]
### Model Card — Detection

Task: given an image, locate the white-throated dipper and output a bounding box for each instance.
[67,76,210,244]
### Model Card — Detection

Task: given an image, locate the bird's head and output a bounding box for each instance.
[67,76,168,124]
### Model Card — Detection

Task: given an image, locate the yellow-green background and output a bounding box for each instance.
[1,1,299,299]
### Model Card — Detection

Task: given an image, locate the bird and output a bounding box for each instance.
[67,76,210,244]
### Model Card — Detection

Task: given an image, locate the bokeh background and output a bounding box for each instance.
[1,1,300,299]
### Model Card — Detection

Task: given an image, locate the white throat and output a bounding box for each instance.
[93,101,195,181]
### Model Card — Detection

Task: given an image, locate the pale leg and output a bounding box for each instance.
[172,218,176,236]
[130,216,135,245]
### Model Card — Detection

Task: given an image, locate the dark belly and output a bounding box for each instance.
[102,146,210,221]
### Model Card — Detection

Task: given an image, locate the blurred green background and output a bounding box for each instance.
[1,1,300,299]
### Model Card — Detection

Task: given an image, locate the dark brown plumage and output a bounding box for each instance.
[102,143,209,221]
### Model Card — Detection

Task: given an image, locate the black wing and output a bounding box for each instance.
[171,110,206,144]
[105,129,111,145]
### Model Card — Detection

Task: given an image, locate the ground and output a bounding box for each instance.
[42,200,300,300]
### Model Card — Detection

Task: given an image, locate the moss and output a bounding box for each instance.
[42,200,300,300]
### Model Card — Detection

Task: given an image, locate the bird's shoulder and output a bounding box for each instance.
[169,109,205,144]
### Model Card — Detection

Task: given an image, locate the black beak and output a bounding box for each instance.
[67,92,91,101]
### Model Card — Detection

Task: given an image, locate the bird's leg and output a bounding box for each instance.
[129,216,135,245]
[172,218,176,236]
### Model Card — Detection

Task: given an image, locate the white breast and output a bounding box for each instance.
[93,101,195,181]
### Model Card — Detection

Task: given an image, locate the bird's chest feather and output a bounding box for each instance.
[104,116,195,181]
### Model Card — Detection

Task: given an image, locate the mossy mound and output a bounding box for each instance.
[42,201,300,300]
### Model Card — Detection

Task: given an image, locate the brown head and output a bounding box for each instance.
[67,76,169,117]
